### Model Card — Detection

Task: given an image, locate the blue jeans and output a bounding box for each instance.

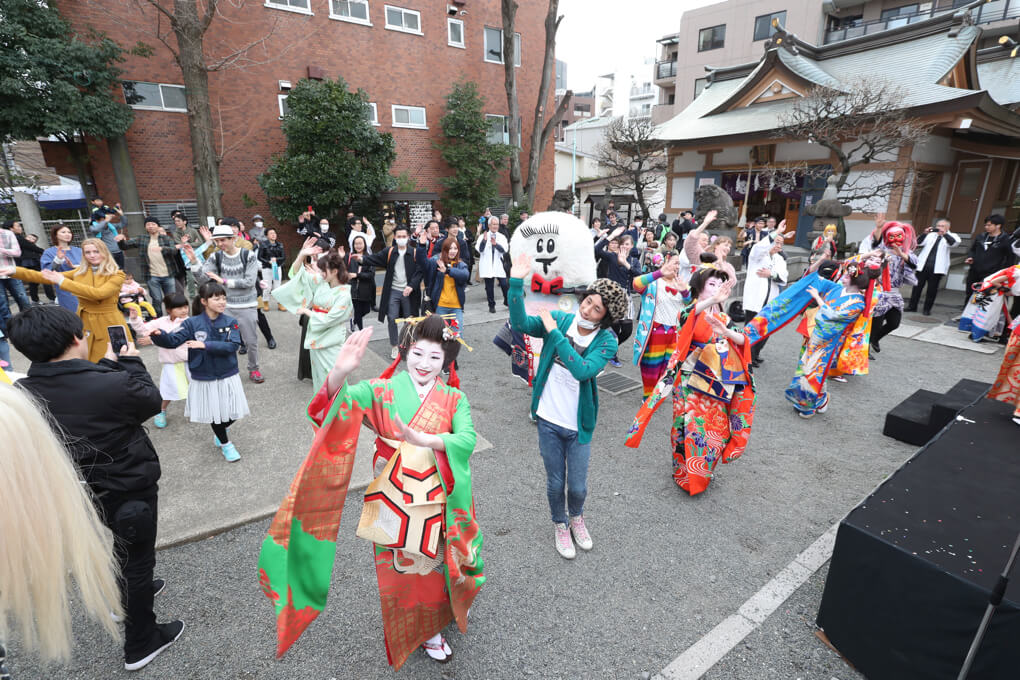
[0,277,32,314]
[435,306,464,335]
[536,416,591,524]
[147,276,178,316]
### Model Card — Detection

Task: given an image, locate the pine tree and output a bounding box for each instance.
[436,81,512,219]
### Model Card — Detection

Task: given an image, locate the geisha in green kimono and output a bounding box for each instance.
[272,238,353,391]
[258,315,483,669]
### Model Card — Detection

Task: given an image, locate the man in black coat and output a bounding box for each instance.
[9,305,184,672]
[360,224,424,358]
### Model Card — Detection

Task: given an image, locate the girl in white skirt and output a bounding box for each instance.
[128,291,192,428]
[150,282,250,462]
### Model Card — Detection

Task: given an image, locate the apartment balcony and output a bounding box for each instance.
[654,60,677,84]
[651,104,676,125]
[630,85,656,99]
[824,0,1020,44]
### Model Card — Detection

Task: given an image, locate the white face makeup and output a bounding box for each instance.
[406,338,445,388]
[701,276,724,300]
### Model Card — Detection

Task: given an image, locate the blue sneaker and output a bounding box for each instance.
[154,412,167,429]
[608,356,622,368]
[214,427,229,447]
[220,442,241,462]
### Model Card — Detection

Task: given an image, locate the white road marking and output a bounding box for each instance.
[655,523,840,680]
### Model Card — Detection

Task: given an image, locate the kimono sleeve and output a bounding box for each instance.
[437,394,477,462]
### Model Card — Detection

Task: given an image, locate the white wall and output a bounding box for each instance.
[713,145,753,165]
[844,218,876,246]
[912,136,956,165]
[673,152,705,172]
[555,150,608,191]
[671,177,696,210]
[839,170,895,213]
[776,141,832,162]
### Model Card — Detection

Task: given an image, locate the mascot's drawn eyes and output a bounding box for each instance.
[536,238,556,254]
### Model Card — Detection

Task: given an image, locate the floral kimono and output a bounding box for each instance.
[272,263,352,390]
[960,265,1020,342]
[786,285,865,416]
[259,372,483,670]
[626,302,755,495]
[987,266,1020,418]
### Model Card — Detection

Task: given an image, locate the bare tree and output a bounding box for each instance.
[126,0,284,224]
[501,0,572,211]
[761,78,933,210]
[596,117,667,219]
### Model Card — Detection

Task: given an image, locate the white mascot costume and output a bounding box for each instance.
[496,212,596,383]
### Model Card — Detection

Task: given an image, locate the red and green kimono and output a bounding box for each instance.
[258,371,484,670]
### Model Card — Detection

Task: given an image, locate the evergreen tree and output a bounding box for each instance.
[258,78,396,220]
[0,0,142,198]
[436,81,511,219]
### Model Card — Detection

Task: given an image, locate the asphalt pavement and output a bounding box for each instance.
[4,289,1006,680]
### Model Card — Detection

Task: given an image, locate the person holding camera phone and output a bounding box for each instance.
[2,238,128,362]
[8,305,185,672]
[906,218,961,315]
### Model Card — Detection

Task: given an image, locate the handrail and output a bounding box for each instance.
[655,60,677,80]
[823,0,1019,44]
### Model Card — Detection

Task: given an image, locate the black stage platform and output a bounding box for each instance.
[818,397,1020,680]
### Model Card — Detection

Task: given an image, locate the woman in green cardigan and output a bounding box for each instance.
[508,253,627,560]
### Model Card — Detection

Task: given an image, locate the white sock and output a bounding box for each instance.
[425,633,442,646]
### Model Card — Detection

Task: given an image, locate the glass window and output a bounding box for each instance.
[484,27,521,66]
[698,25,726,52]
[330,0,370,23]
[278,94,290,119]
[384,5,421,34]
[486,115,509,144]
[123,81,187,112]
[880,4,919,20]
[448,18,465,47]
[366,102,378,125]
[392,105,427,128]
[753,11,787,41]
[265,0,311,14]
[694,77,708,99]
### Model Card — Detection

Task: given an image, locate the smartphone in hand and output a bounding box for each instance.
[108,325,128,355]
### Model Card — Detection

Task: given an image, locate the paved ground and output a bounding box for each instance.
[4,287,1006,679]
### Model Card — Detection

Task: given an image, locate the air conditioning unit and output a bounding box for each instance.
[278,80,292,91]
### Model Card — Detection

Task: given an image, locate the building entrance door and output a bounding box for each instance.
[946,160,990,235]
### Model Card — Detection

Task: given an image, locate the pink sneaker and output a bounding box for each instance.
[554,523,576,559]
[569,515,593,551]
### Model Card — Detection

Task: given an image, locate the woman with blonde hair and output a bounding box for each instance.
[0,382,122,668]
[2,238,127,362]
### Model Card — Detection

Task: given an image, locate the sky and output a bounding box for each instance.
[556,0,721,91]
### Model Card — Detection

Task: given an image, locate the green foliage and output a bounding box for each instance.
[0,0,135,141]
[435,81,511,219]
[241,193,257,208]
[258,78,396,221]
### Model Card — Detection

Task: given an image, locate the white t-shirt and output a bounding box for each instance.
[536,318,596,431]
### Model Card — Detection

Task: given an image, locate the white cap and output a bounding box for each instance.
[211,225,235,238]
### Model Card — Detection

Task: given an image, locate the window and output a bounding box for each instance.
[123,81,187,112]
[448,18,465,48]
[392,104,426,129]
[366,102,379,126]
[486,115,510,144]
[384,5,421,34]
[753,11,786,41]
[330,0,370,24]
[698,24,725,52]
[278,94,290,119]
[484,27,521,66]
[265,0,312,15]
[694,77,708,99]
[880,4,919,20]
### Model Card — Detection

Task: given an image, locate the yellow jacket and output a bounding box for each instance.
[15,266,128,362]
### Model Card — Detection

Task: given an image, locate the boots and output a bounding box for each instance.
[260,298,269,312]
[278,303,286,312]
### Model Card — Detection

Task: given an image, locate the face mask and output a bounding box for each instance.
[254,221,263,228]
[577,317,598,330]
[634,222,643,228]
[319,223,329,231]
[395,237,408,247]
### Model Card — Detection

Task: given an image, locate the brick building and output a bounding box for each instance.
[44,0,554,234]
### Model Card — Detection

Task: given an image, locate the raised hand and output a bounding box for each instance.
[328,327,374,384]
[703,209,718,225]
[510,253,531,279]
[199,225,213,242]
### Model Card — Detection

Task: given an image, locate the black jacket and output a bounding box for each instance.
[13,232,45,267]
[361,244,423,321]
[346,253,377,304]
[17,357,162,497]
[968,232,1014,277]
[257,239,286,268]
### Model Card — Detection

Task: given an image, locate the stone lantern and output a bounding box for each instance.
[805,175,852,256]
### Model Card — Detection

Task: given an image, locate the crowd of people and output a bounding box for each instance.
[2,197,1020,677]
